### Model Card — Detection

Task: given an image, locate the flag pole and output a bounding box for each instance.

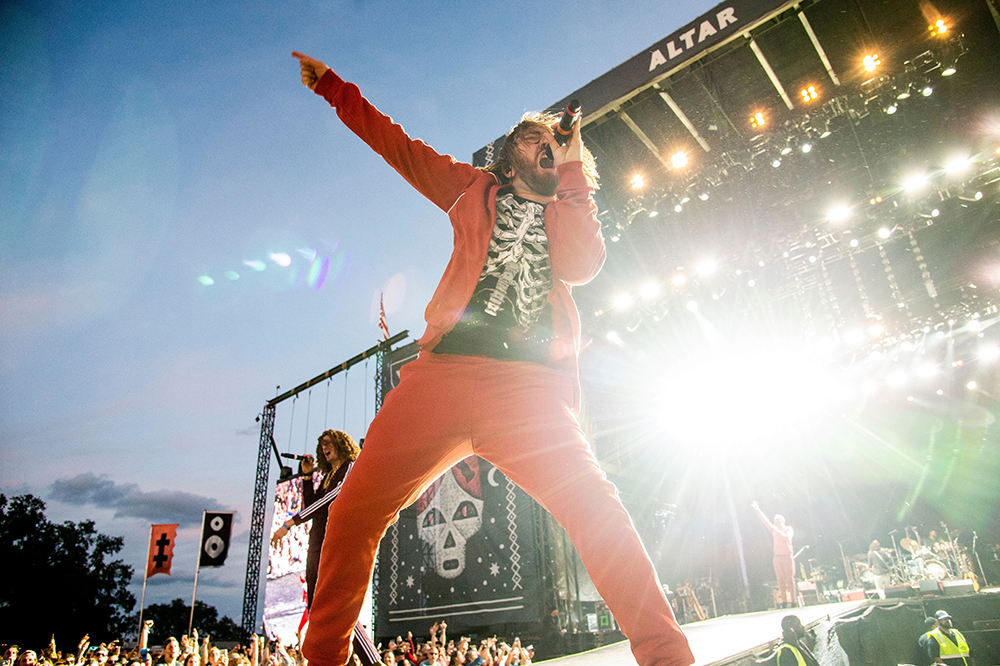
[137,524,152,645]
[188,512,205,637]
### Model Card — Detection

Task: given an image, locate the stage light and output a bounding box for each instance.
[685,300,698,312]
[640,282,660,299]
[697,259,717,275]
[917,363,938,378]
[907,395,915,402]
[878,227,892,239]
[828,205,850,223]
[613,293,633,310]
[648,210,659,217]
[270,252,292,267]
[800,85,819,103]
[885,103,898,114]
[772,158,782,168]
[850,238,859,247]
[844,328,864,345]
[922,86,933,97]
[930,19,947,35]
[680,196,690,204]
[747,279,756,287]
[967,380,977,390]
[610,234,620,242]
[630,174,644,189]
[980,345,1000,361]
[903,174,927,191]
[750,112,766,129]
[607,331,624,345]
[674,204,683,213]
[887,371,907,387]
[869,323,884,337]
[699,192,710,201]
[671,151,688,169]
[937,389,944,395]
[672,274,687,287]
[968,319,981,332]
[801,142,813,153]
[975,191,983,200]
[946,157,970,174]
[931,208,940,217]
[780,146,792,156]
[942,66,956,76]
[897,89,911,100]
[863,54,881,72]
[809,255,817,263]
[198,275,214,286]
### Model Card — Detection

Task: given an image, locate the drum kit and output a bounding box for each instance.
[855,524,980,588]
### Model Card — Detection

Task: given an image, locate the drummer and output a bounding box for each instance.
[867,540,892,599]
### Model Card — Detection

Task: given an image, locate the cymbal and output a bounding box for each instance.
[900,538,918,553]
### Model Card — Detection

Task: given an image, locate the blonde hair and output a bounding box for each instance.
[482,112,599,190]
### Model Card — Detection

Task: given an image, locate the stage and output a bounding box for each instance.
[537,591,1000,665]
[538,600,867,666]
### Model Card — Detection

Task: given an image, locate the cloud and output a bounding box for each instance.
[50,473,227,527]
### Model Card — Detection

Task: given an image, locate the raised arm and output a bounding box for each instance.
[751,501,774,531]
[293,52,481,214]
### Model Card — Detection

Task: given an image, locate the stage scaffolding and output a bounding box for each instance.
[240,330,410,639]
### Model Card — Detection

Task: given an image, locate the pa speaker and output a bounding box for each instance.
[886,585,918,598]
[941,579,976,596]
[920,580,944,596]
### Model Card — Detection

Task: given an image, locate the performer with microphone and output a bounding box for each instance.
[752,501,797,608]
[290,50,693,666]
[271,430,378,665]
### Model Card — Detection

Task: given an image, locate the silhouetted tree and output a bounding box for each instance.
[0,494,135,648]
[139,599,242,644]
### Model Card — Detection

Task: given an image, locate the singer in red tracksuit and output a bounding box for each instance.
[290,51,695,666]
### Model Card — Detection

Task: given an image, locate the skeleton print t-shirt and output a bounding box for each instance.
[434,192,555,363]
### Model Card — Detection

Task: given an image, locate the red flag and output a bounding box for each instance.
[378,292,389,341]
[146,524,179,578]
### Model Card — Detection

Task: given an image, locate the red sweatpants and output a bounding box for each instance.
[302,352,693,666]
[773,555,796,605]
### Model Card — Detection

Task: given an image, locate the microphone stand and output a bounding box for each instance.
[837,540,856,589]
[941,522,961,576]
[973,531,989,587]
[888,530,903,583]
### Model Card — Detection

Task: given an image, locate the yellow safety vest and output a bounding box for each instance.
[776,644,807,666]
[930,627,970,661]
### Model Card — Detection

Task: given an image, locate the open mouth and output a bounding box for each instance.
[539,145,554,169]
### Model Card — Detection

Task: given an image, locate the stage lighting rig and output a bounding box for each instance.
[800,85,819,103]
[863,54,882,72]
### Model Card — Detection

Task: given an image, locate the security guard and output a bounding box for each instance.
[927,610,971,666]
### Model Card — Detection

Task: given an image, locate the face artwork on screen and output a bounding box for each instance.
[417,461,484,579]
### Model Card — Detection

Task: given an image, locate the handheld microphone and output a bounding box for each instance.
[280,453,311,461]
[554,99,581,145]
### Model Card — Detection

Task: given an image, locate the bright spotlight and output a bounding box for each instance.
[967,380,977,390]
[850,238,860,248]
[885,103,898,115]
[613,293,633,310]
[640,282,660,299]
[747,279,756,287]
[863,54,881,72]
[903,174,927,191]
[801,142,813,153]
[780,146,792,156]
[672,274,687,287]
[930,19,947,35]
[917,363,938,378]
[610,234,620,242]
[750,112,766,129]
[772,158,782,168]
[800,85,819,103]
[671,151,688,169]
[878,227,892,239]
[674,204,683,213]
[946,157,970,174]
[270,252,292,267]
[869,323,884,337]
[685,300,698,312]
[980,345,1000,361]
[699,192,710,201]
[828,205,850,223]
[897,89,911,100]
[648,210,659,218]
[630,174,645,189]
[606,331,624,345]
[974,191,983,200]
[941,66,956,76]
[922,86,933,97]
[844,328,864,345]
[887,371,907,387]
[697,259,717,276]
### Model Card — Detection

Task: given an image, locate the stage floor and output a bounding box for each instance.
[538,600,868,666]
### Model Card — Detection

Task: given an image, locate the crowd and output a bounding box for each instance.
[1,621,534,666]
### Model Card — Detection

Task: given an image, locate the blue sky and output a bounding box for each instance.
[1,0,721,622]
